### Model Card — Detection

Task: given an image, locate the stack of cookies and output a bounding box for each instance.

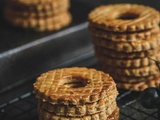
[88,4,160,91]
[4,0,71,32]
[33,67,119,120]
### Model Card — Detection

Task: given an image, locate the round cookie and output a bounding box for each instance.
[11,0,69,6]
[93,33,160,53]
[94,46,160,59]
[116,77,160,91]
[101,64,159,77]
[88,4,160,32]
[6,2,70,18]
[108,73,160,83]
[10,0,70,12]
[33,67,118,105]
[96,52,160,68]
[89,25,160,42]
[38,106,118,120]
[4,10,72,32]
[38,95,117,116]
[38,99,117,117]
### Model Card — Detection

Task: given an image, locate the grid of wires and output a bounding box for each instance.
[0,89,158,120]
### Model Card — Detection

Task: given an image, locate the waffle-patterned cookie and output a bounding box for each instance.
[88,4,160,32]
[93,33,160,53]
[116,77,160,91]
[96,53,160,68]
[38,105,118,120]
[89,25,159,42]
[34,67,118,105]
[38,94,117,116]
[95,46,160,59]
[107,107,119,120]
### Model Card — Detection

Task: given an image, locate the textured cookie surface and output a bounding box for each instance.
[89,25,159,42]
[96,52,160,68]
[10,0,70,12]
[38,106,119,120]
[116,77,160,91]
[93,33,160,53]
[38,95,117,116]
[102,64,159,77]
[34,67,118,105]
[6,2,70,18]
[95,46,160,59]
[11,0,68,5]
[5,9,72,31]
[89,4,160,32]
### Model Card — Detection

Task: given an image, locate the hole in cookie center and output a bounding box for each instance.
[117,12,139,20]
[62,76,89,88]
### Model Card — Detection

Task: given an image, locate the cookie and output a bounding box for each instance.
[94,46,160,59]
[11,0,69,8]
[93,32,160,53]
[33,67,118,105]
[38,95,117,116]
[108,72,160,83]
[5,10,72,31]
[96,52,160,68]
[116,77,160,91]
[6,2,70,18]
[89,25,160,42]
[101,64,159,77]
[107,107,119,120]
[10,0,70,13]
[88,4,160,32]
[38,105,118,120]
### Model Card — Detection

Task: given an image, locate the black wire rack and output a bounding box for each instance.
[0,88,159,120]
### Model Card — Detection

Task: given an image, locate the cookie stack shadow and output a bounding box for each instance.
[4,0,72,32]
[88,4,160,91]
[33,67,119,120]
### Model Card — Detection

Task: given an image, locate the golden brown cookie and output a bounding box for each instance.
[108,72,160,83]
[33,67,118,105]
[94,46,160,59]
[93,33,160,53]
[88,4,160,32]
[6,2,70,18]
[101,64,159,77]
[89,25,160,42]
[116,77,160,91]
[38,105,118,120]
[4,10,72,31]
[11,0,70,13]
[107,107,119,120]
[96,52,160,68]
[38,95,117,116]
[11,0,69,9]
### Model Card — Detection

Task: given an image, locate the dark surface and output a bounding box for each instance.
[0,0,160,119]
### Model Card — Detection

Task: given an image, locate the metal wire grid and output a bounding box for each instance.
[0,90,158,120]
